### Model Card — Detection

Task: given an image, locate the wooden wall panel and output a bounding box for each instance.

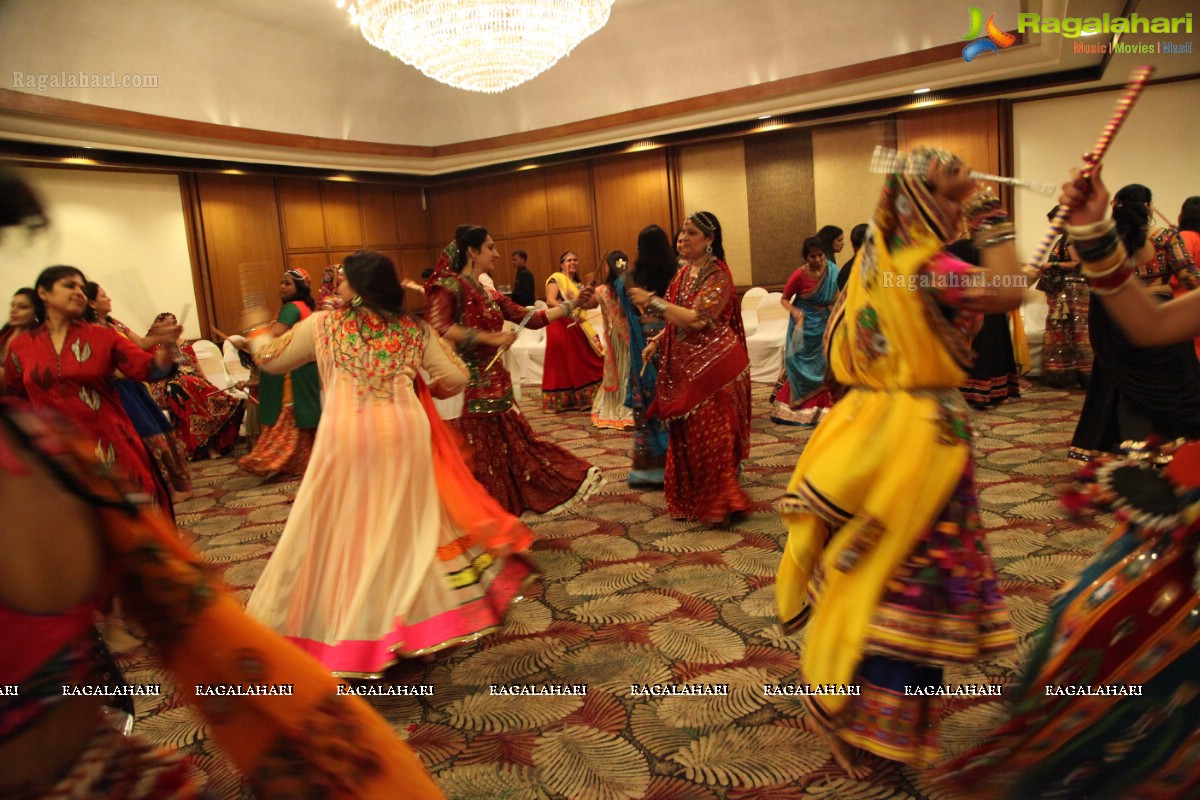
[465,176,507,236]
[593,150,671,267]
[193,173,285,335]
[320,182,362,248]
[896,100,1002,179]
[395,186,429,247]
[428,184,469,245]
[544,163,592,230]
[400,248,435,281]
[287,252,330,277]
[277,179,325,249]
[503,170,549,235]
[549,230,598,282]
[359,184,399,247]
[745,128,815,285]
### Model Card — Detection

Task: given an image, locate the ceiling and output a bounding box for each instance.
[0,0,1194,175]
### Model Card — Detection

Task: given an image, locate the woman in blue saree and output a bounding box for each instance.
[770,236,839,425]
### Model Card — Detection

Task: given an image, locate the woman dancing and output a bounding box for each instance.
[591,249,635,430]
[146,312,243,460]
[542,250,605,412]
[769,235,838,425]
[774,150,1024,777]
[4,265,181,516]
[628,211,752,524]
[242,250,535,676]
[426,226,599,515]
[84,283,194,502]
[0,287,37,386]
[1069,183,1200,461]
[619,225,678,487]
[239,268,321,477]
[938,163,1200,800]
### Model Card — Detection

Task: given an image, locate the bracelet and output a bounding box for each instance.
[560,300,575,318]
[648,297,668,314]
[460,327,480,351]
[1089,262,1135,295]
[973,223,1016,249]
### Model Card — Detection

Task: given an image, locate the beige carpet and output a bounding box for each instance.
[116,381,1108,799]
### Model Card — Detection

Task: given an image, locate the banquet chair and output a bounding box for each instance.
[745,293,789,382]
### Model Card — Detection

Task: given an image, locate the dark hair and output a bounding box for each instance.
[1112,183,1152,254]
[601,250,628,288]
[0,169,47,232]
[420,268,434,279]
[803,236,824,259]
[343,250,406,317]
[454,225,489,272]
[850,223,868,253]
[512,249,527,260]
[32,265,86,322]
[283,271,315,311]
[83,280,101,323]
[633,225,679,297]
[1,287,38,339]
[686,211,725,260]
[816,225,843,262]
[1179,196,1200,234]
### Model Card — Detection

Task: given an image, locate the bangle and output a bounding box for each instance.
[460,327,480,351]
[648,297,668,314]
[974,225,1016,249]
[1089,262,1134,295]
[560,300,575,318]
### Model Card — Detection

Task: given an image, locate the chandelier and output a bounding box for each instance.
[341,0,616,94]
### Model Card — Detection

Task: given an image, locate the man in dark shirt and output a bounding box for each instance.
[511,249,536,306]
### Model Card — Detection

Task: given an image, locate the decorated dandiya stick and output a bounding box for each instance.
[868,146,1054,194]
[483,310,536,373]
[1026,65,1155,273]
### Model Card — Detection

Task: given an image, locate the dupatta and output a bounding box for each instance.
[784,262,838,401]
[649,258,748,421]
[546,272,602,356]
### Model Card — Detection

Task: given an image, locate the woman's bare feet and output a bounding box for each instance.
[812,722,873,780]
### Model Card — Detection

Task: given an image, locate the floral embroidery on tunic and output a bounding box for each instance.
[323,311,426,400]
[854,305,888,362]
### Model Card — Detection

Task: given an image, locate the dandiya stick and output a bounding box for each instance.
[1026,65,1155,273]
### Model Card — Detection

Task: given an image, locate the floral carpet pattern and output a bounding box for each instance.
[117,382,1108,799]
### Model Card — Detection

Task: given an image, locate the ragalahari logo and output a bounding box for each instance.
[962,7,1017,61]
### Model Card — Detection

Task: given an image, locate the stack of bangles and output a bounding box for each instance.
[559,300,575,318]
[648,297,668,314]
[966,191,1015,250]
[1067,218,1132,295]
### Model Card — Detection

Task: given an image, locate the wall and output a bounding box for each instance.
[1012,78,1200,267]
[676,141,751,285]
[4,167,199,338]
[812,120,893,268]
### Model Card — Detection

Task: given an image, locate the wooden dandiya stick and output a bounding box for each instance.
[1026,65,1155,274]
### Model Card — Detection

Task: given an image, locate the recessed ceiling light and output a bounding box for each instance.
[757,114,771,120]
[913,87,932,94]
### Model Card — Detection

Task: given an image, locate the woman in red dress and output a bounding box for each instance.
[0,287,37,387]
[629,211,752,524]
[3,265,181,515]
[542,251,605,412]
[427,225,600,514]
[145,312,243,460]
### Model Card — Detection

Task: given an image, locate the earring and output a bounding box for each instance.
[705,244,713,254]
[351,295,363,308]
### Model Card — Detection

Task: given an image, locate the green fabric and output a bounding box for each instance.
[257,303,321,429]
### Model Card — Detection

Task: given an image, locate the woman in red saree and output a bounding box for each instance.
[426,226,600,515]
[629,211,752,524]
[4,265,180,516]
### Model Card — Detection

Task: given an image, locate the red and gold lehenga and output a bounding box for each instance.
[541,272,604,413]
[651,257,752,524]
[426,259,598,515]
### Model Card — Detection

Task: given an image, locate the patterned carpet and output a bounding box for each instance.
[116,381,1110,799]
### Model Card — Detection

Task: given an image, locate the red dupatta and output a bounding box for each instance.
[649,258,749,421]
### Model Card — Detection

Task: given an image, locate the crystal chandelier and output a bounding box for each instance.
[341,0,616,94]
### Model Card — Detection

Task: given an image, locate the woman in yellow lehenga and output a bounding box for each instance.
[775,149,1025,777]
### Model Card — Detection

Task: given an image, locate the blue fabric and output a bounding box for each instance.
[114,378,172,437]
[617,275,668,474]
[783,262,839,403]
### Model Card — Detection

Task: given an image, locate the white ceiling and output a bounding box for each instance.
[0,0,1194,174]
